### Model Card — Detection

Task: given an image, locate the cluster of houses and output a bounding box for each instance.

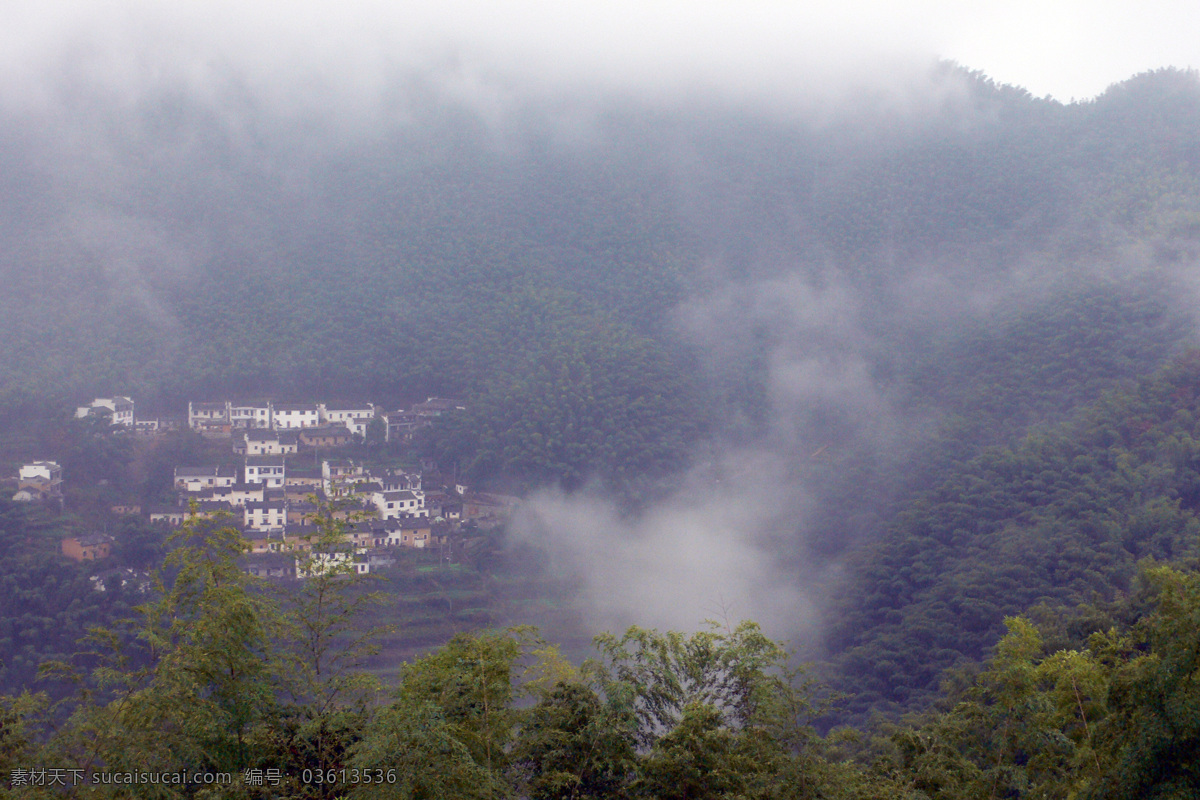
[70,395,467,445]
[152,453,516,579]
[187,397,465,445]
[16,449,515,580]
[11,394,514,582]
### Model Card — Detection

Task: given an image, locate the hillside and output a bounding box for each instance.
[829,351,1200,720]
[4,58,1200,724]
[3,65,1200,497]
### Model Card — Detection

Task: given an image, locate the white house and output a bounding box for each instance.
[191,482,265,508]
[14,461,63,503]
[76,397,135,427]
[149,508,187,527]
[343,416,376,439]
[322,459,364,495]
[372,489,425,520]
[188,401,230,431]
[19,461,62,486]
[174,466,238,492]
[244,429,299,456]
[244,499,287,532]
[272,403,320,429]
[378,468,421,492]
[245,456,286,488]
[320,403,375,431]
[230,402,272,430]
[227,482,268,506]
[296,549,370,578]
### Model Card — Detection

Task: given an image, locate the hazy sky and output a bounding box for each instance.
[2,1,1196,107]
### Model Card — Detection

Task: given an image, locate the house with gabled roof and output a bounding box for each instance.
[15,461,63,503]
[197,482,267,508]
[462,492,520,521]
[174,465,239,492]
[284,464,323,496]
[296,544,370,578]
[149,506,187,527]
[383,411,426,443]
[62,533,114,561]
[241,551,294,578]
[243,428,299,456]
[373,489,425,520]
[272,403,320,429]
[76,397,135,427]
[423,490,462,520]
[411,397,465,417]
[378,468,421,492]
[193,500,239,523]
[328,496,374,522]
[230,401,272,430]
[379,515,440,548]
[320,402,375,429]
[244,499,287,533]
[322,459,363,494]
[188,401,230,431]
[287,500,320,527]
[300,425,353,448]
[245,455,286,488]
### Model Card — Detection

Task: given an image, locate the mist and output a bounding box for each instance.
[509,274,891,638]
[3,5,1200,658]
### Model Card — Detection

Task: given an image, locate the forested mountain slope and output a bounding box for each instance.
[6,58,1200,795]
[3,65,1200,497]
[829,351,1200,721]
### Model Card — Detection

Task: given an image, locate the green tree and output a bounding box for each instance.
[269,500,386,799]
[349,627,537,798]
[635,701,752,800]
[22,512,282,799]
[587,622,836,798]
[587,621,817,747]
[1090,566,1200,799]
[511,681,638,800]
[134,514,282,778]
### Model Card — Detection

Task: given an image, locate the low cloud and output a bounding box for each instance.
[508,272,900,643]
[511,447,818,639]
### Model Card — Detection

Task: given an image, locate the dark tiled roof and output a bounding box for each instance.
[245,455,286,467]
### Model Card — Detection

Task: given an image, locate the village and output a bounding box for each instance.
[11,396,520,582]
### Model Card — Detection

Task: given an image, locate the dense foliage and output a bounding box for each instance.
[829,351,1200,720]
[871,564,1200,799]
[0,512,851,798]
[4,511,1200,797]
[0,500,148,694]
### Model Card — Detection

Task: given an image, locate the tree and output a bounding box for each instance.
[365,417,387,448]
[586,621,818,748]
[585,621,834,799]
[133,513,283,777]
[112,515,167,570]
[348,627,537,799]
[269,499,386,799]
[635,701,754,800]
[23,511,282,799]
[1089,566,1200,799]
[511,681,638,800]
